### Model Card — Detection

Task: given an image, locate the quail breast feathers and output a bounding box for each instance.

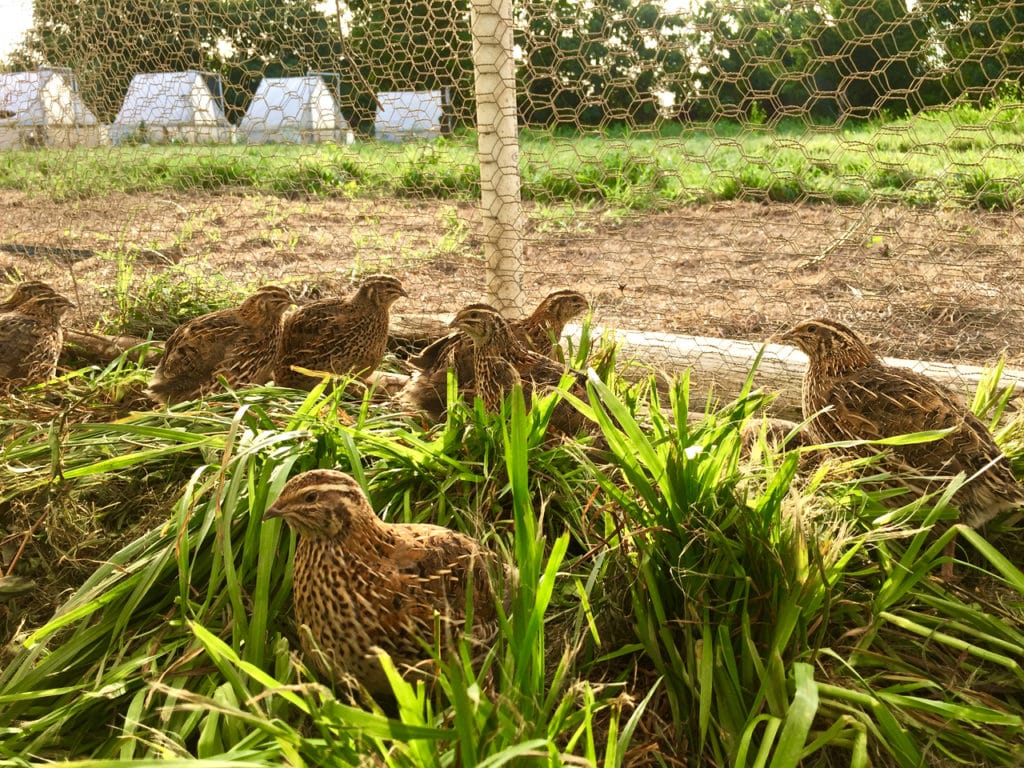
[263,468,503,697]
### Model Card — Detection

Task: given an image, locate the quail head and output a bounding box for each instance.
[0,280,63,312]
[518,289,590,355]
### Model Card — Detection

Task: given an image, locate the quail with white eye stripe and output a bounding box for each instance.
[263,468,507,697]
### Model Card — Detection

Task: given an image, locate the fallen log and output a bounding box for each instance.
[62,329,160,366]
[57,316,1024,425]
[565,324,1024,421]
[389,313,452,347]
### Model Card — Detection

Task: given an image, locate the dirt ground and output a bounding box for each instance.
[3,189,1024,368]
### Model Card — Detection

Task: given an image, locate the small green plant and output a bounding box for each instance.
[432,204,469,256]
[100,262,246,337]
[532,201,596,234]
[96,246,139,331]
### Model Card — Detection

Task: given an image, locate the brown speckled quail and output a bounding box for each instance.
[400,290,589,419]
[0,291,74,392]
[411,289,589,374]
[275,275,407,391]
[449,304,590,434]
[781,318,1024,574]
[147,285,293,405]
[263,469,504,697]
[0,280,63,312]
[517,289,591,356]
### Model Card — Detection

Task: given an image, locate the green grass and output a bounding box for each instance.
[0,345,1022,766]
[2,102,1024,209]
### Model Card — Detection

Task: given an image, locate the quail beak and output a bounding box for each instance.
[770,327,796,345]
[262,503,284,522]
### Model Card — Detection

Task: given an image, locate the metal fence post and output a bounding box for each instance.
[470,0,526,317]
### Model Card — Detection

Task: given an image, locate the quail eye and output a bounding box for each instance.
[805,323,818,334]
[304,491,318,503]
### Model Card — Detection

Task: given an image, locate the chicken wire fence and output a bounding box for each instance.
[1,0,1024,387]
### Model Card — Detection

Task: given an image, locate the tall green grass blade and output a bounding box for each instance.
[769,663,818,768]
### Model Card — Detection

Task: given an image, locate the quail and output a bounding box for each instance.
[401,290,589,419]
[449,304,590,434]
[411,289,589,374]
[275,275,407,391]
[147,285,293,405]
[517,288,591,356]
[781,318,1024,573]
[0,291,74,392]
[263,469,504,697]
[0,280,63,312]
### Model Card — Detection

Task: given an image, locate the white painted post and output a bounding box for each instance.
[470,0,526,317]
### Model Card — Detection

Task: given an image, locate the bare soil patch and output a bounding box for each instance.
[3,190,1024,367]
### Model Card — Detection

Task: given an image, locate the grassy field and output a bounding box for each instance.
[1,102,1024,766]
[0,337,1022,766]
[1,102,1023,209]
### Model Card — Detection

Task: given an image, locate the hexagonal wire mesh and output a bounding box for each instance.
[1,0,1023,408]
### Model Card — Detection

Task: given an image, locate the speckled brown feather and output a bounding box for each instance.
[410,290,589,375]
[782,317,1024,527]
[147,285,292,404]
[0,280,62,312]
[448,305,589,434]
[263,469,502,696]
[0,292,74,391]
[275,275,407,390]
[400,291,588,419]
[517,289,590,354]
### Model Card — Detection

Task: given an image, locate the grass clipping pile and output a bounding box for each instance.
[0,372,169,650]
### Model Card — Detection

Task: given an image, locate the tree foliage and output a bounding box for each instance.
[3,0,1022,128]
[345,0,473,127]
[515,0,688,128]
[17,0,344,123]
[920,0,1024,104]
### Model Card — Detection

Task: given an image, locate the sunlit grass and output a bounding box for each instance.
[0,346,1022,765]
[2,101,1024,209]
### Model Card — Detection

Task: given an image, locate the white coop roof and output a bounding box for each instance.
[113,71,226,127]
[375,90,444,141]
[0,69,98,126]
[239,76,352,143]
